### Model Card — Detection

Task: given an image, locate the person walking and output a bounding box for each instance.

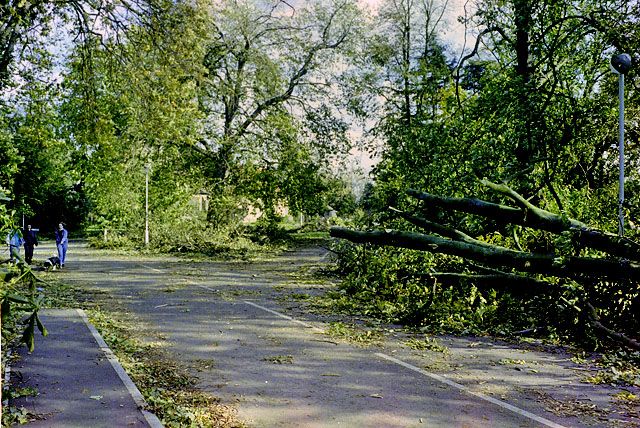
[6,230,24,264]
[55,222,68,267]
[23,224,38,264]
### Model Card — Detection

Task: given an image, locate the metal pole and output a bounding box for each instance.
[618,73,625,237]
[145,164,149,246]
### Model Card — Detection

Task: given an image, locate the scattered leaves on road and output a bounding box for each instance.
[324,321,383,347]
[262,355,294,364]
[404,337,448,354]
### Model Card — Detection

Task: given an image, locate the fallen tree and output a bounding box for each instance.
[407,181,640,260]
[330,180,640,351]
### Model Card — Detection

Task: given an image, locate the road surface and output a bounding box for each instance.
[49,242,634,427]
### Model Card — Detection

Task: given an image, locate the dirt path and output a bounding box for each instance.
[55,242,638,427]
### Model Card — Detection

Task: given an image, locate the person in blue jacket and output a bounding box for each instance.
[6,230,24,264]
[55,222,68,267]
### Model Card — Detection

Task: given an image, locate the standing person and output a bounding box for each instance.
[6,230,24,264]
[55,222,68,268]
[23,224,38,264]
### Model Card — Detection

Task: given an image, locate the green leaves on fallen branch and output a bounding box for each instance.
[2,264,48,352]
[21,311,49,352]
[329,227,640,282]
[331,180,640,351]
[407,181,640,261]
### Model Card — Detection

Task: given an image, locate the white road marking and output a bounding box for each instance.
[140,264,165,273]
[224,298,569,428]
[155,264,568,428]
[243,300,325,333]
[375,353,567,428]
[77,309,164,428]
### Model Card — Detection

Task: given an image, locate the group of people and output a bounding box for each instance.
[6,223,68,267]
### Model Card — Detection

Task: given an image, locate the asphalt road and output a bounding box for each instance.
[50,241,632,427]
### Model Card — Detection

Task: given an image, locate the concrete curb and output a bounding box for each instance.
[76,309,164,428]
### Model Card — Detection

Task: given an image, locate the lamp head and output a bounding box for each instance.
[611,53,632,74]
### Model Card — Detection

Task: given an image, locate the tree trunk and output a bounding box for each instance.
[407,187,640,260]
[330,227,640,282]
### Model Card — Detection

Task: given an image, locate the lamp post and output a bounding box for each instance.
[611,53,632,237]
[145,163,150,246]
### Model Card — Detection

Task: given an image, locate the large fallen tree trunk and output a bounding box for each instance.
[330,180,640,351]
[407,182,640,260]
[330,227,640,281]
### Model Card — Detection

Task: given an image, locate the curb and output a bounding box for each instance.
[76,309,164,428]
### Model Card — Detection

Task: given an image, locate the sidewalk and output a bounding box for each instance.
[7,309,162,427]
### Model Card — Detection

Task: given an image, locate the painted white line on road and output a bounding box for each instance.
[196,285,323,332]
[140,264,165,273]
[242,300,325,333]
[375,352,567,428]
[212,294,569,428]
[176,268,566,427]
[77,309,164,428]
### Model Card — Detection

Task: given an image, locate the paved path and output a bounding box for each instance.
[49,242,619,428]
[8,308,161,428]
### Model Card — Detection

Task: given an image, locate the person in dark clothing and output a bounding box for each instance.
[23,224,38,264]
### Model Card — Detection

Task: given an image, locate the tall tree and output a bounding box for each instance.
[459,0,639,207]
[196,0,361,183]
[343,0,455,205]
[59,1,209,234]
[1,0,167,90]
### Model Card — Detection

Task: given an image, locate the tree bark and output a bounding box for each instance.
[407,187,640,261]
[584,302,640,351]
[330,227,640,282]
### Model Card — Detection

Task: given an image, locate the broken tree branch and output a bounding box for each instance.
[584,302,640,351]
[420,272,554,292]
[407,188,640,261]
[329,227,640,282]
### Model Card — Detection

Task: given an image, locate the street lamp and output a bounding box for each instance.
[611,53,632,237]
[145,163,150,246]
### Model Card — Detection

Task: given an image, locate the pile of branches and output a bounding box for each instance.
[331,179,640,351]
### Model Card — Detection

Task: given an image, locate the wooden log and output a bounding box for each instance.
[329,227,640,282]
[407,187,640,261]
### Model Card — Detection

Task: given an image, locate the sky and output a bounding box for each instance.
[359,0,473,53]
[346,0,476,175]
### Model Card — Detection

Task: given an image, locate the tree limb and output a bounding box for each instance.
[420,272,554,292]
[329,227,640,282]
[584,302,640,351]
[389,206,505,250]
[407,187,640,261]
